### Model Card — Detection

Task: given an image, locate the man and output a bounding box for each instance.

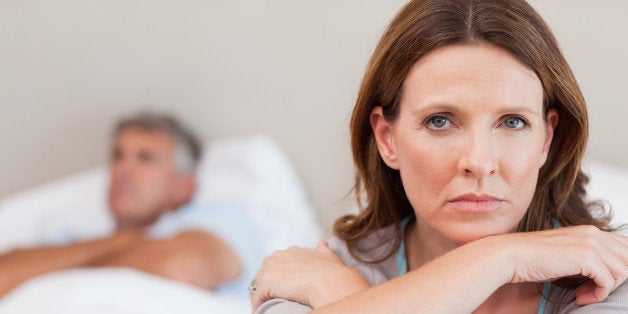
[0,112,241,296]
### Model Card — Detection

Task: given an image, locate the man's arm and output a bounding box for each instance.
[0,231,142,297]
[95,230,241,289]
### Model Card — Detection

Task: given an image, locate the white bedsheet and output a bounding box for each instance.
[0,268,250,314]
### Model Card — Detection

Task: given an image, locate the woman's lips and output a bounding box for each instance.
[448,194,504,213]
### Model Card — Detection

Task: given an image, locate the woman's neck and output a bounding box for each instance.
[404,219,460,270]
[473,283,541,314]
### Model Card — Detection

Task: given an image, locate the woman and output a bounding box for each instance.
[252,0,628,312]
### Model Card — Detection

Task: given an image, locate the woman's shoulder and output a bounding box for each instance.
[326,224,401,286]
[546,280,628,313]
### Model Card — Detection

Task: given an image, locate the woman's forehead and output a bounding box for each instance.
[400,44,544,114]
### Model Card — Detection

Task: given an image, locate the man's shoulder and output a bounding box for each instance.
[148,202,247,239]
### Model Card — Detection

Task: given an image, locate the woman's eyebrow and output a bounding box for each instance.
[410,103,542,117]
[410,103,460,116]
[495,106,542,117]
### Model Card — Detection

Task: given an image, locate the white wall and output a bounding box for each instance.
[1,0,626,232]
[527,0,628,167]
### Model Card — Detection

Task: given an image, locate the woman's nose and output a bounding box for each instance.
[457,131,498,178]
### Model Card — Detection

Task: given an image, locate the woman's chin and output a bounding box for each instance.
[441,225,516,245]
[417,216,521,246]
[452,233,497,245]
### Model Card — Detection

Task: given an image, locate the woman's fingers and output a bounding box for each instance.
[249,245,343,311]
[574,281,597,305]
[508,226,627,284]
[315,240,346,264]
[250,257,271,311]
[315,240,331,252]
[250,244,370,311]
[535,227,628,305]
[582,256,616,304]
[565,227,627,302]
[606,233,628,264]
[251,249,298,311]
[590,231,628,294]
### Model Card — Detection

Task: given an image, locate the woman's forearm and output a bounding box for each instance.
[312,226,628,313]
[254,226,628,313]
[312,238,511,314]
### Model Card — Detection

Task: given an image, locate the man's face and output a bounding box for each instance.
[108,127,184,229]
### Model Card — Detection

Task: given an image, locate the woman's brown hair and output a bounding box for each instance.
[334,0,613,283]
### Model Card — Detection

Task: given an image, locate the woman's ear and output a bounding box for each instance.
[540,108,559,167]
[370,106,400,170]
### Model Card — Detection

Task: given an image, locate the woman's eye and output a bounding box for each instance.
[426,115,451,130]
[503,117,527,129]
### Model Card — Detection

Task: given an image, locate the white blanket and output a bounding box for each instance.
[0,268,250,314]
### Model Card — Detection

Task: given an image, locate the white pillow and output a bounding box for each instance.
[0,169,113,252]
[584,160,628,229]
[0,135,322,254]
[195,135,322,255]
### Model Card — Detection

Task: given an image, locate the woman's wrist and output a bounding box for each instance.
[463,235,519,286]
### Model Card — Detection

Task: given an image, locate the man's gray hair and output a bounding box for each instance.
[113,112,203,175]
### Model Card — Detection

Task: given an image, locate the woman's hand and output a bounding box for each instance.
[250,241,370,311]
[494,225,628,305]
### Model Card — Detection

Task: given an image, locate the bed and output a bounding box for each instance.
[0,135,626,313]
[0,135,322,314]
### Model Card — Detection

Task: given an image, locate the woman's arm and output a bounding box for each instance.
[252,226,628,313]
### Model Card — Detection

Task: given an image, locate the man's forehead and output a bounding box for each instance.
[114,127,177,151]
